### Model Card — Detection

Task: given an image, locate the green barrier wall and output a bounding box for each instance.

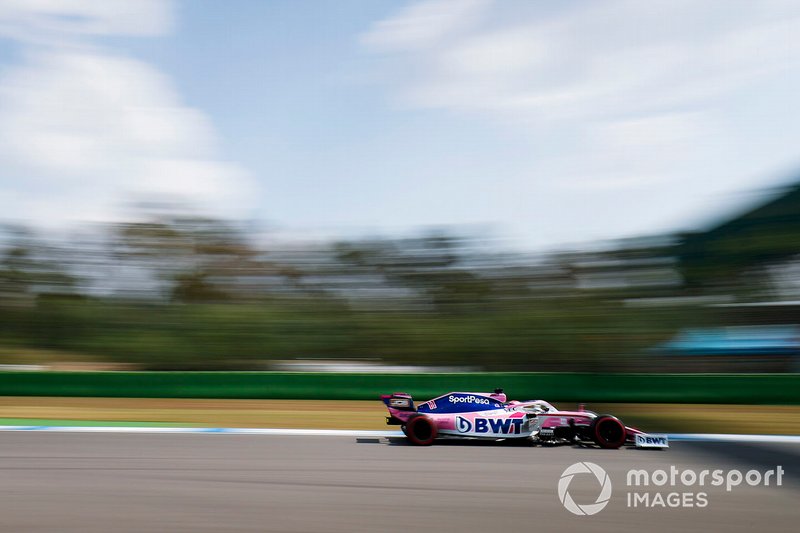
[0,372,798,404]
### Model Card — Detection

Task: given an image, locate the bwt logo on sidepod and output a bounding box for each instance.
[456,416,473,433]
[456,416,523,435]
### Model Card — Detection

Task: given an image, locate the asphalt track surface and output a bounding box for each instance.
[0,433,798,532]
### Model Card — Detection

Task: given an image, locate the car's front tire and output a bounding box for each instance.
[590,415,626,449]
[404,414,438,446]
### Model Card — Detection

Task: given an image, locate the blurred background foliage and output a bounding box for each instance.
[2,185,800,372]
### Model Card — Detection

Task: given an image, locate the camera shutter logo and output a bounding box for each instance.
[558,462,612,516]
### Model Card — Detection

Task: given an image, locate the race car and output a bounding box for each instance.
[381,389,668,449]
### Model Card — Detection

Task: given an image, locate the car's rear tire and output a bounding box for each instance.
[405,414,438,446]
[590,415,626,449]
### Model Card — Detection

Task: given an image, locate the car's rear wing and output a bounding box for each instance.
[380,392,416,412]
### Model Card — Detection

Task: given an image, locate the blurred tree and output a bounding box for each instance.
[0,226,77,304]
[0,202,760,371]
[111,214,281,303]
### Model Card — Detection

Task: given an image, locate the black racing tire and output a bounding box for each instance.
[404,414,438,446]
[590,415,626,449]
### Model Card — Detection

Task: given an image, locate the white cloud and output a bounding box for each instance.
[0,0,257,225]
[360,0,490,52]
[364,0,800,120]
[361,0,800,192]
[0,0,172,43]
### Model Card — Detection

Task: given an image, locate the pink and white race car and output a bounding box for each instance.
[381,389,668,449]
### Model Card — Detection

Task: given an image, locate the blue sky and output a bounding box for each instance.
[1,0,800,250]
